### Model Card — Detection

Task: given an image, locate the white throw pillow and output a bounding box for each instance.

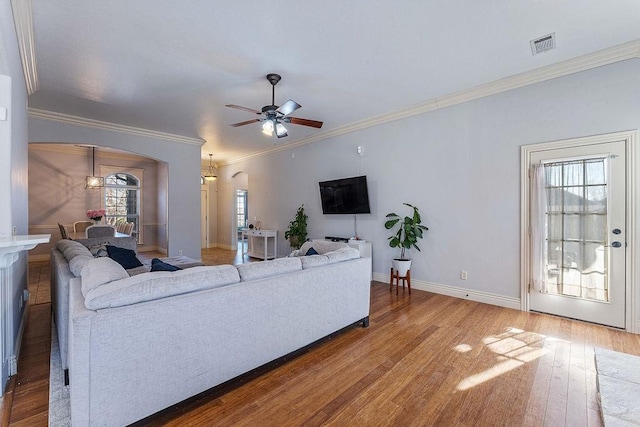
[69,255,93,277]
[80,257,129,297]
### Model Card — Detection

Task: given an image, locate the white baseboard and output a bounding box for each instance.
[372,272,521,311]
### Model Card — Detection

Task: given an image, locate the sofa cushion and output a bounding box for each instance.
[87,243,109,257]
[62,244,93,262]
[106,245,143,269]
[151,258,182,272]
[75,236,138,254]
[300,254,331,269]
[81,257,130,297]
[236,257,302,282]
[298,241,349,255]
[325,247,360,263]
[56,239,85,254]
[84,265,241,310]
[299,248,360,270]
[69,255,94,277]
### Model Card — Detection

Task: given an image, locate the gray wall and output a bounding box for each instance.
[28,145,164,256]
[28,119,202,259]
[217,58,640,303]
[0,0,30,391]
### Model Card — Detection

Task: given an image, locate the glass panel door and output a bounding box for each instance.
[530,140,626,328]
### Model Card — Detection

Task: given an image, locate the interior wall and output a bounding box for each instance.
[203,180,218,248]
[28,118,203,259]
[0,0,31,391]
[27,145,163,257]
[217,58,640,304]
[157,162,168,252]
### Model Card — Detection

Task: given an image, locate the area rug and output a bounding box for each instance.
[594,347,640,426]
[48,326,71,426]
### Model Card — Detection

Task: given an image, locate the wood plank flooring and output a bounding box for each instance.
[4,247,640,426]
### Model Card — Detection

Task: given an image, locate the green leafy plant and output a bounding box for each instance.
[284,204,308,250]
[384,203,429,260]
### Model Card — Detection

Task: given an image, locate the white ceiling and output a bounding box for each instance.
[21,1,640,163]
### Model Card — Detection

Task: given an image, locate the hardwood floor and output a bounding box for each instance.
[4,247,640,426]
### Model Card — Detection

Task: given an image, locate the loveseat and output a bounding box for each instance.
[50,237,203,381]
[65,241,370,426]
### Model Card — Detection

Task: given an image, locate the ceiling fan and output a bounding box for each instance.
[225,73,323,138]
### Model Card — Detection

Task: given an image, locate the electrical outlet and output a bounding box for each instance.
[460,270,468,280]
[178,250,183,256]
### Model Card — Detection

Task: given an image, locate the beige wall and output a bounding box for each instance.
[28,144,165,257]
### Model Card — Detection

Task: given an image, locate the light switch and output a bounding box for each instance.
[0,107,6,121]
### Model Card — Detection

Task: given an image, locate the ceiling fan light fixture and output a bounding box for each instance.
[204,153,217,181]
[275,122,288,137]
[226,73,323,139]
[262,120,274,136]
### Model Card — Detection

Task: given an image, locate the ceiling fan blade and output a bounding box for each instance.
[287,117,323,129]
[230,118,261,127]
[277,99,301,116]
[225,104,262,114]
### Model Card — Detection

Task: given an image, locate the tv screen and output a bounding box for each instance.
[319,175,371,214]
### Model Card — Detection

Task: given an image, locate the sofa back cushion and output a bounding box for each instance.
[74,236,138,254]
[300,247,360,269]
[81,257,130,297]
[325,247,360,263]
[298,241,349,255]
[84,265,241,310]
[236,257,302,282]
[57,239,93,262]
[69,255,94,277]
[300,254,331,269]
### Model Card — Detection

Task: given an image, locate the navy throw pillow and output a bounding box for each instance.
[106,245,143,269]
[305,247,319,256]
[151,258,182,272]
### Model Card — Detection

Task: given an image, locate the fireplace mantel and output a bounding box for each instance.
[0,235,50,268]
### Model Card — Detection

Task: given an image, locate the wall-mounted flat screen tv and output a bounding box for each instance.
[319,175,371,214]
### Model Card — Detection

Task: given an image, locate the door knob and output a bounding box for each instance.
[612,229,622,235]
[611,241,622,248]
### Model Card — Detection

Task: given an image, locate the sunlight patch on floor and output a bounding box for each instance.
[456,326,561,391]
[453,344,473,353]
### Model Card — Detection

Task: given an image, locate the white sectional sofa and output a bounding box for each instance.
[63,240,370,426]
[50,237,203,382]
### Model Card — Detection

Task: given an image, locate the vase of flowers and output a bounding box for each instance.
[86,209,106,223]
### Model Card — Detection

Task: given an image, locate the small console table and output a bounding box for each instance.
[242,229,277,260]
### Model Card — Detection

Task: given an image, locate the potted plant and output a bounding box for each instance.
[284,204,308,250]
[384,203,429,276]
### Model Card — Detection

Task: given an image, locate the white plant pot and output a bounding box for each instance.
[392,259,412,277]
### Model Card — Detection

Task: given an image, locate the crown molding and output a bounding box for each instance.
[28,108,205,146]
[10,0,38,95]
[28,143,157,162]
[226,39,640,165]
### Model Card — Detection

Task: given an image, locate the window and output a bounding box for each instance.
[237,190,247,231]
[104,173,141,241]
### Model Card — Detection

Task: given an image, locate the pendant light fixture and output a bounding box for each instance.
[204,153,217,181]
[85,146,104,189]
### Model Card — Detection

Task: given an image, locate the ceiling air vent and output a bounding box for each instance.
[530,33,556,55]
